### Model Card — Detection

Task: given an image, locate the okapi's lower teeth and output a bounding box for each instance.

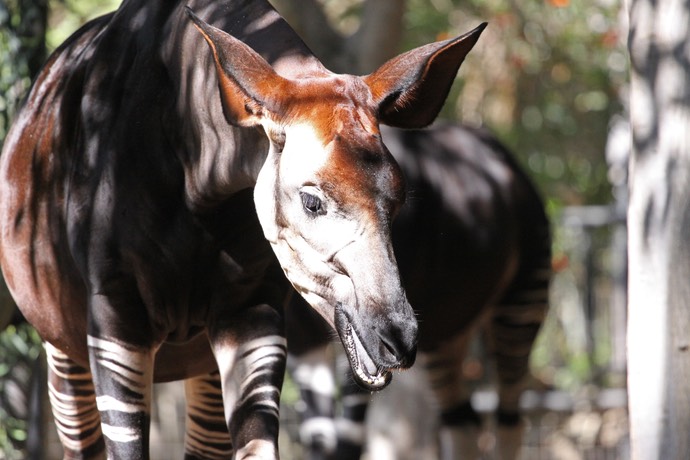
[344,324,388,388]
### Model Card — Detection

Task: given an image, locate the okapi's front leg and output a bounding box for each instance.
[209,303,286,460]
[87,333,154,459]
[422,332,483,460]
[334,363,370,460]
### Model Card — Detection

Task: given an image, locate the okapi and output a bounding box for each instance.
[285,122,551,460]
[0,0,487,458]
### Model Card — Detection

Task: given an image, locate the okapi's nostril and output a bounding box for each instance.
[381,337,397,357]
[378,324,417,368]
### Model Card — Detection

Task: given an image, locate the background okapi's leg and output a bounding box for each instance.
[287,345,369,460]
[489,247,551,460]
[333,357,368,460]
[288,347,338,460]
[86,335,154,459]
[45,342,105,459]
[209,303,286,460]
[285,293,339,460]
[183,370,233,459]
[285,297,372,460]
[421,329,483,460]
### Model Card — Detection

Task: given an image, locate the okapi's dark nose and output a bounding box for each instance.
[378,307,418,368]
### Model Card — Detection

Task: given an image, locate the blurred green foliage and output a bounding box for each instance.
[45,0,119,51]
[0,323,43,459]
[0,0,46,145]
[401,0,627,209]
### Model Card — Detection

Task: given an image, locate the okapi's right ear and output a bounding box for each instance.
[364,23,487,129]
[186,7,289,127]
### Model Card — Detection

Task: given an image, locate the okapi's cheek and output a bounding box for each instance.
[266,222,361,328]
[298,272,355,328]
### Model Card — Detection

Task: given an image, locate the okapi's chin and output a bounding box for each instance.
[335,304,393,391]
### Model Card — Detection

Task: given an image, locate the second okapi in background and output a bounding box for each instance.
[286,122,551,460]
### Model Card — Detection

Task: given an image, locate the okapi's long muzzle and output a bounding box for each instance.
[334,293,418,391]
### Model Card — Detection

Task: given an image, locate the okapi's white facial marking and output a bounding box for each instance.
[255,121,365,315]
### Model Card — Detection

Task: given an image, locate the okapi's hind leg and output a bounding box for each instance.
[489,249,551,459]
[183,371,233,459]
[45,342,105,460]
[422,329,483,460]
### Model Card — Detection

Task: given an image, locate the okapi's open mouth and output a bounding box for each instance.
[342,323,392,390]
[335,305,393,391]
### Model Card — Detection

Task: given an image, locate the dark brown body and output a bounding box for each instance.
[386,123,548,350]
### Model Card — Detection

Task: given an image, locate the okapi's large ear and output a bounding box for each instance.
[364,23,487,129]
[186,7,289,127]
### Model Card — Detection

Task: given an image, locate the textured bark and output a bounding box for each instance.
[627,0,690,457]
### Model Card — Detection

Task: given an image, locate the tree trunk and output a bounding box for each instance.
[627,0,690,457]
[269,0,405,73]
[269,0,346,68]
[347,0,405,73]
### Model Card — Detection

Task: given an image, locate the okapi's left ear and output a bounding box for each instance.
[186,7,290,127]
[364,23,487,129]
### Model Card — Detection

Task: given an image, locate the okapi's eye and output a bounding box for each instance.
[300,191,323,215]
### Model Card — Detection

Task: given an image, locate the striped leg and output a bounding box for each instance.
[210,304,286,460]
[422,330,482,460]
[489,253,551,459]
[87,335,154,459]
[289,348,338,460]
[184,371,233,459]
[45,342,105,459]
[333,353,369,460]
[289,349,370,460]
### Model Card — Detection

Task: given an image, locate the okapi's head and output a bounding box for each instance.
[188,8,485,390]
